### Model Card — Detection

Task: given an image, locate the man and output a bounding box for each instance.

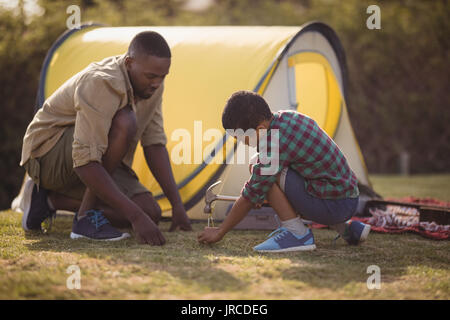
[19,31,192,245]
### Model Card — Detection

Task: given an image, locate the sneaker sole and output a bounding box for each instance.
[21,178,35,231]
[70,232,131,241]
[254,244,316,253]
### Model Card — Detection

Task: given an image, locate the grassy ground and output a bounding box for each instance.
[370,174,450,202]
[0,174,449,299]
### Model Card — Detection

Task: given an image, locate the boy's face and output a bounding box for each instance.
[232,118,272,147]
[231,129,258,148]
[233,135,257,147]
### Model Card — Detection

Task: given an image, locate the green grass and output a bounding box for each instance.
[1,174,449,299]
[370,174,450,201]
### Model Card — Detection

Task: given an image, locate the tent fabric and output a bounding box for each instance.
[287,52,342,138]
[34,22,372,219]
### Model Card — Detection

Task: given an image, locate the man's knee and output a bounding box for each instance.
[111,106,137,141]
[148,202,162,224]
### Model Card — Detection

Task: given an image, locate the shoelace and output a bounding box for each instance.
[86,210,109,229]
[332,223,352,245]
[267,227,289,240]
[332,234,341,246]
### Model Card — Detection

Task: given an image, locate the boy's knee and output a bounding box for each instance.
[111,107,137,141]
[276,171,282,185]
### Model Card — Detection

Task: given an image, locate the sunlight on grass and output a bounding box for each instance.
[0,174,449,299]
[370,174,450,201]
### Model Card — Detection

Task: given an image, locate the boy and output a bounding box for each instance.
[198,91,370,252]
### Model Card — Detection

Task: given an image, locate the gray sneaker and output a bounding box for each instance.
[70,209,130,241]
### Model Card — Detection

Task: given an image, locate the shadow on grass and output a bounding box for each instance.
[22,215,251,294]
[276,230,450,290]
[23,214,450,293]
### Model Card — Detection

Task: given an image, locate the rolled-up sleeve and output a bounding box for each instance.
[140,91,167,147]
[72,74,123,167]
[241,158,282,206]
[241,131,286,205]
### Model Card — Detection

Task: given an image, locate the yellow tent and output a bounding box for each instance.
[32,22,372,220]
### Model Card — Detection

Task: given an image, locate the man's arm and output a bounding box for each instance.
[144,144,192,231]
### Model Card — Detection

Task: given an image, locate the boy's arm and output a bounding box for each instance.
[197,195,253,244]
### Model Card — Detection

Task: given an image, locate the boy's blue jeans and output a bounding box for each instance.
[279,168,359,225]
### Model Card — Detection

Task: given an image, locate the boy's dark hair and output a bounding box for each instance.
[222,91,272,131]
[128,31,171,58]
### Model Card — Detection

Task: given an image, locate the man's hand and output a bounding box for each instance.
[130,213,166,245]
[169,203,192,232]
[197,227,224,244]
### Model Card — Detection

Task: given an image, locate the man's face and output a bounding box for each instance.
[125,54,171,100]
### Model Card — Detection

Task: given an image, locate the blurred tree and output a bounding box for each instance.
[0,3,67,210]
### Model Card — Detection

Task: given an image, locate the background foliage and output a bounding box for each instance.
[1,0,449,209]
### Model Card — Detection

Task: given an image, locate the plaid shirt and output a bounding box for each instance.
[241,110,359,205]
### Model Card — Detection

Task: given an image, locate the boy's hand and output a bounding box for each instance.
[197,195,252,245]
[197,227,223,244]
[253,200,269,209]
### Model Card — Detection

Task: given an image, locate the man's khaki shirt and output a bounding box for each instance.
[20,54,167,169]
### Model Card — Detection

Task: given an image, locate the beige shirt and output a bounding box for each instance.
[20,54,167,168]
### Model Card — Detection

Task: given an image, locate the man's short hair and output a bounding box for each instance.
[222,91,272,131]
[128,31,171,58]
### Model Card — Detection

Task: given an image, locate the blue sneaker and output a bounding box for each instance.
[70,209,130,241]
[253,227,316,252]
[343,220,371,245]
